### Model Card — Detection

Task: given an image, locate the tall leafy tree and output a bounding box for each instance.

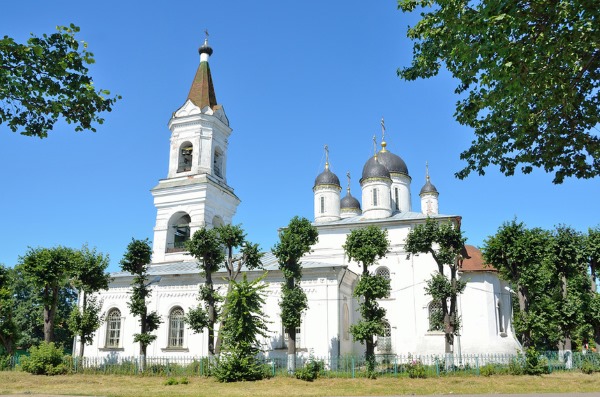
[213,224,263,354]
[185,228,224,356]
[68,245,111,359]
[0,264,18,355]
[343,225,390,376]
[483,220,559,349]
[0,24,119,138]
[405,217,466,354]
[398,0,600,184]
[120,239,161,367]
[272,216,318,373]
[19,246,78,343]
[214,274,270,382]
[584,227,600,346]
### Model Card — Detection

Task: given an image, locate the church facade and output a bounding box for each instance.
[78,41,521,360]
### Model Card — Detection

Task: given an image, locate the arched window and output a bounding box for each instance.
[168,213,191,252]
[177,142,193,173]
[320,196,325,214]
[375,266,390,280]
[377,321,392,353]
[428,301,444,332]
[105,308,121,348]
[394,188,399,211]
[497,301,505,333]
[372,188,378,206]
[168,307,185,348]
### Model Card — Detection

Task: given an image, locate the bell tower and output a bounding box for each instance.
[151,37,240,263]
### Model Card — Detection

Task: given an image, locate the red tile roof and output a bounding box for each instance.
[461,244,496,272]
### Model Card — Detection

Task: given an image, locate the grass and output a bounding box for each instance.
[0,371,599,396]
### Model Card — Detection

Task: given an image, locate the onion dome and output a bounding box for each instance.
[361,156,391,182]
[378,141,409,176]
[314,166,341,187]
[419,162,438,195]
[198,38,213,56]
[341,192,361,211]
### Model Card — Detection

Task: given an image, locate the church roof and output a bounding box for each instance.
[186,41,218,110]
[108,252,346,279]
[314,167,341,187]
[378,148,409,176]
[460,245,497,272]
[313,210,456,227]
[361,156,391,182]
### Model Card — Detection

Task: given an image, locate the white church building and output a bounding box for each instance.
[79,40,521,360]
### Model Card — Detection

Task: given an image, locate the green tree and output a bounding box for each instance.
[213,224,263,354]
[120,238,161,367]
[0,24,119,138]
[67,245,111,359]
[214,274,270,382]
[0,264,18,355]
[405,217,466,354]
[483,220,560,349]
[272,216,318,373]
[19,246,79,343]
[586,226,600,346]
[398,0,600,184]
[185,228,224,356]
[343,225,390,376]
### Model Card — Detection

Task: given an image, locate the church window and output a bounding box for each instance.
[372,188,378,206]
[213,148,223,178]
[497,301,505,334]
[375,266,390,280]
[343,302,350,341]
[376,321,392,353]
[320,196,325,214]
[394,188,399,211]
[105,308,121,348]
[177,142,193,173]
[428,301,444,332]
[283,323,302,349]
[168,213,191,253]
[168,307,185,348]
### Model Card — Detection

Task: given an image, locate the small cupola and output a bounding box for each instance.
[420,162,439,215]
[313,145,341,223]
[340,172,361,218]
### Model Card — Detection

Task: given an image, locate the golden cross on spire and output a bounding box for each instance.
[346,171,351,193]
[324,144,329,169]
[381,117,386,142]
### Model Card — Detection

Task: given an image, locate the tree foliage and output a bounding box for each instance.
[0,264,18,355]
[19,246,79,343]
[343,225,390,376]
[214,274,270,382]
[484,220,598,350]
[272,216,318,373]
[398,0,600,183]
[0,24,120,138]
[120,238,161,361]
[405,217,466,353]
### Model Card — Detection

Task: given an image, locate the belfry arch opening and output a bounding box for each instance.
[213,147,223,178]
[166,212,191,253]
[177,142,193,173]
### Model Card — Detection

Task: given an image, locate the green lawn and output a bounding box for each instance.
[1,371,600,396]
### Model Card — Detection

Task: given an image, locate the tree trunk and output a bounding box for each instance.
[214,282,234,355]
[78,291,87,359]
[516,283,532,348]
[43,285,59,343]
[140,304,147,372]
[286,325,296,373]
[206,271,215,356]
[561,274,572,351]
[365,336,375,374]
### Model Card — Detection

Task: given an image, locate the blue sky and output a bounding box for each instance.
[1,1,598,272]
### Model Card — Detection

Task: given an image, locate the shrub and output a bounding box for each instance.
[0,355,13,370]
[407,359,426,379]
[164,377,178,385]
[179,376,189,384]
[20,342,68,375]
[214,351,270,382]
[480,364,495,377]
[295,358,324,382]
[523,347,548,376]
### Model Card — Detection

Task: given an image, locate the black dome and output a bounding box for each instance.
[378,150,409,176]
[314,168,340,187]
[361,156,391,182]
[420,179,438,195]
[341,193,361,210]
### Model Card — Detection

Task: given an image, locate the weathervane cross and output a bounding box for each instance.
[381,117,386,142]
[204,29,209,39]
[372,135,377,156]
[324,144,329,168]
[346,171,351,190]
